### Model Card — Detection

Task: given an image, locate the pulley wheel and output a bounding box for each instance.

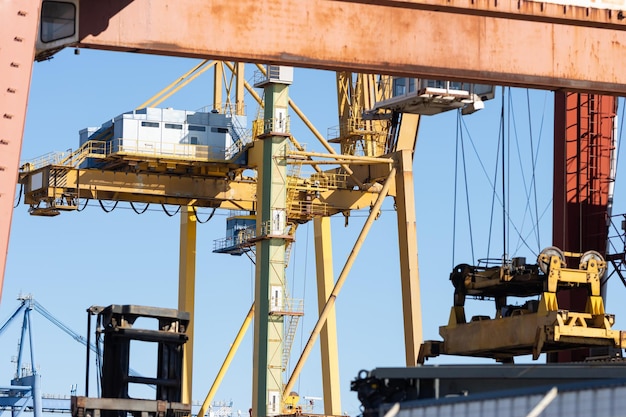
[580,250,606,278]
[538,246,565,274]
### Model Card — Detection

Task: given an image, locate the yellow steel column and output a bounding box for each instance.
[199,303,255,417]
[235,62,245,115]
[313,217,341,415]
[214,62,224,110]
[394,150,423,366]
[394,114,420,153]
[179,206,197,404]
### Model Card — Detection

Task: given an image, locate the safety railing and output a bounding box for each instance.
[22,150,73,171]
[270,297,304,315]
[212,227,256,252]
[252,117,291,137]
[23,131,257,172]
[327,119,385,140]
[288,200,329,218]
[309,173,348,189]
[21,140,109,171]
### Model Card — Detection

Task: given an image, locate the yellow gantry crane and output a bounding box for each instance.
[16,60,418,417]
[15,48,502,415]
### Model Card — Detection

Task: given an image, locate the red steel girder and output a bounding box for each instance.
[338,0,626,30]
[0,0,41,304]
[77,0,626,94]
[552,92,617,362]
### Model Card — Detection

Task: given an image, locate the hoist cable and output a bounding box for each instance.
[193,207,216,224]
[527,89,542,251]
[459,110,476,264]
[161,204,181,217]
[460,106,540,258]
[513,202,551,257]
[98,200,118,213]
[508,92,535,256]
[485,91,504,261]
[452,111,461,267]
[130,202,150,214]
[502,87,507,263]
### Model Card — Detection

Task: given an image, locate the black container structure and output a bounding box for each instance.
[72,305,191,417]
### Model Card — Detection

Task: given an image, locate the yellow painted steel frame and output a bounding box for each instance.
[313,217,341,415]
[198,303,255,417]
[394,150,423,366]
[19,164,388,215]
[283,167,397,398]
[179,206,197,404]
[20,166,258,211]
[421,254,626,362]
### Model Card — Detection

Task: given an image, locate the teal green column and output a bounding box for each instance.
[252,67,292,417]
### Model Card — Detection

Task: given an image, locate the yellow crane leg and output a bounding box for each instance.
[394,150,423,366]
[394,114,420,153]
[235,62,245,115]
[283,168,397,398]
[198,303,255,417]
[179,206,197,404]
[214,62,223,110]
[313,217,342,415]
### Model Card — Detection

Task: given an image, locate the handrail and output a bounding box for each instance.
[22,134,256,171]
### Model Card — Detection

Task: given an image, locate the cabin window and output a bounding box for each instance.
[165,123,183,130]
[141,121,159,128]
[40,1,76,43]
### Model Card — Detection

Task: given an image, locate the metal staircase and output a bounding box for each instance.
[281,298,304,371]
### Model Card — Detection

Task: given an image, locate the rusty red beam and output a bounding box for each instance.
[76,0,626,94]
[0,0,41,304]
[338,0,626,30]
[552,92,617,362]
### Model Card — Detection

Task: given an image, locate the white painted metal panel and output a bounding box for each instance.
[393,383,626,417]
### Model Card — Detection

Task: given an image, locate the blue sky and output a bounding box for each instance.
[2,48,626,416]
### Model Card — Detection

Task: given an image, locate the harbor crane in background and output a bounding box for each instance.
[2,1,626,416]
[0,295,84,417]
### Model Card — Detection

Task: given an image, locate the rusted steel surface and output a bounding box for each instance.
[552,92,617,362]
[339,0,626,30]
[76,0,626,94]
[0,0,40,303]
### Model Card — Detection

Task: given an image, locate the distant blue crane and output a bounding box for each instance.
[0,295,97,417]
[0,296,210,417]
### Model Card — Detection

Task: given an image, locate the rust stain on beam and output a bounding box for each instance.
[338,0,626,30]
[76,0,626,94]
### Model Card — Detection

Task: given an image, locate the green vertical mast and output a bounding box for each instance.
[252,65,293,417]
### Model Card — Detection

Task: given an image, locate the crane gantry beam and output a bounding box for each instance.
[76,0,626,94]
[338,0,626,30]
